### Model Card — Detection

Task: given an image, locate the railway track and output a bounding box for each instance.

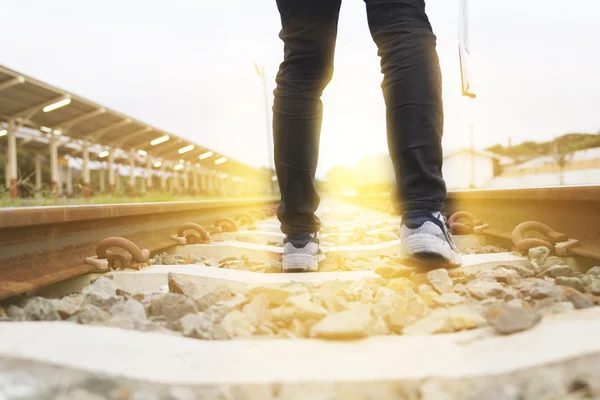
[0,198,278,299]
[1,187,600,399]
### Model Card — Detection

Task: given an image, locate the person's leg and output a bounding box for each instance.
[364,0,460,267]
[364,0,445,211]
[273,0,342,235]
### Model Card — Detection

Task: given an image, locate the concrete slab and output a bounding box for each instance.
[170,241,517,265]
[125,252,525,294]
[1,308,599,386]
[212,230,486,250]
[174,240,409,259]
[210,229,393,246]
[172,241,283,260]
[254,223,284,233]
[322,216,402,228]
[456,252,527,273]
[170,240,408,260]
[452,234,487,249]
[109,266,377,294]
[255,216,401,234]
[211,230,285,245]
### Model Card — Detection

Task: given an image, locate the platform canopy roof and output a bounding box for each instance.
[0,65,267,179]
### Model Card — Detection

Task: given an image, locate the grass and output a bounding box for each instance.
[0,192,278,208]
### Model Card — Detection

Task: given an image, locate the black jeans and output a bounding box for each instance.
[274,0,446,234]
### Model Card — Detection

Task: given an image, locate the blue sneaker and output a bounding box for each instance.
[282,233,322,272]
[400,210,462,268]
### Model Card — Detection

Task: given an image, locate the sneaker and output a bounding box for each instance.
[400,210,462,268]
[282,233,322,272]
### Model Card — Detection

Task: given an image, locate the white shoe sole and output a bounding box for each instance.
[282,253,319,273]
[401,234,462,268]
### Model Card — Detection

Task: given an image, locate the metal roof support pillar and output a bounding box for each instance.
[58,166,64,196]
[199,168,207,194]
[236,179,242,196]
[219,175,226,197]
[225,176,232,197]
[160,164,167,193]
[34,153,42,198]
[223,176,235,196]
[66,164,73,197]
[199,170,204,195]
[146,159,153,192]
[221,175,229,197]
[108,152,115,196]
[228,176,236,197]
[3,156,8,190]
[182,166,190,195]
[214,172,221,196]
[140,172,146,195]
[171,173,179,196]
[220,174,226,196]
[82,143,91,199]
[129,152,136,197]
[140,164,147,196]
[192,167,199,197]
[99,163,106,194]
[221,175,228,196]
[115,167,121,194]
[6,120,18,199]
[4,138,10,190]
[215,172,223,197]
[49,137,60,197]
[206,170,215,196]
[232,177,238,196]
[3,126,8,189]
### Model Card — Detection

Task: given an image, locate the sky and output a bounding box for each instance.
[2,0,599,178]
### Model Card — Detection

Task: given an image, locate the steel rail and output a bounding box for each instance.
[342,185,600,261]
[0,198,278,300]
[2,186,599,300]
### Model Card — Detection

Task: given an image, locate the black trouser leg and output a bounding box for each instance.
[365,0,446,212]
[273,0,342,234]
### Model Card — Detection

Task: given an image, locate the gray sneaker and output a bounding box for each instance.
[400,210,462,268]
[282,233,322,272]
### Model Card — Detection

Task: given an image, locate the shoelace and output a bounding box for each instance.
[438,214,459,250]
[314,232,327,261]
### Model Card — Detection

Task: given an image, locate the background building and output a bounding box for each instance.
[442,148,512,189]
[487,146,600,188]
[344,149,511,194]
